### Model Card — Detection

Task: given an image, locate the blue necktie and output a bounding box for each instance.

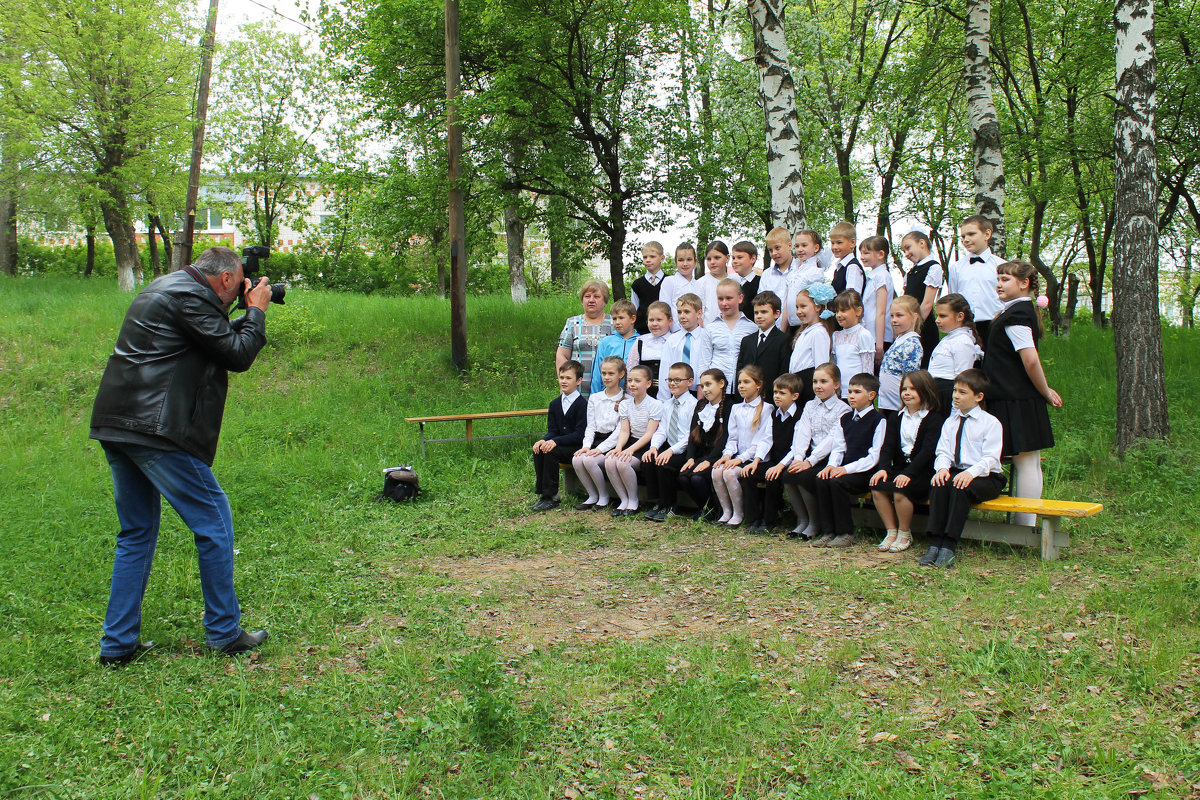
[683,332,692,362]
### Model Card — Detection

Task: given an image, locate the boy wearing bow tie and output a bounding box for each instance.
[946,215,1003,346]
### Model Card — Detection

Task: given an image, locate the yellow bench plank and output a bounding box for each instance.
[973,497,1103,518]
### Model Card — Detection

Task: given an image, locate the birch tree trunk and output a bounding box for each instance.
[1113,0,1169,451]
[747,0,806,232]
[0,191,15,276]
[504,203,528,303]
[964,0,1006,255]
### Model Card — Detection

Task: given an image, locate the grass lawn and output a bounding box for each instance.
[1,277,1197,799]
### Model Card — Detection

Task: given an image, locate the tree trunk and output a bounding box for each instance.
[1179,245,1194,327]
[85,224,96,277]
[148,216,162,278]
[1027,199,1062,332]
[432,226,447,298]
[1066,82,1105,328]
[550,238,565,288]
[607,217,627,301]
[877,125,910,235]
[0,190,15,276]
[154,216,174,272]
[747,0,807,232]
[964,0,1006,256]
[97,177,139,291]
[1065,273,1079,327]
[505,203,528,303]
[1113,0,1169,451]
[834,144,854,222]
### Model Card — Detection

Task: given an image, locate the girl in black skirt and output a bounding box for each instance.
[677,369,730,519]
[984,261,1063,526]
[869,370,945,552]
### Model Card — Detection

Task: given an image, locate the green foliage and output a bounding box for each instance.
[12,237,117,277]
[1,279,1197,798]
[3,0,198,286]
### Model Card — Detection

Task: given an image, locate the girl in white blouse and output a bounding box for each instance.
[603,365,664,516]
[927,293,982,412]
[710,366,774,526]
[788,283,837,405]
[571,356,627,510]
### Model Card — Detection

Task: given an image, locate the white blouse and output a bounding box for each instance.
[927,326,981,380]
[789,323,832,373]
[723,398,775,461]
[582,389,626,451]
[898,407,929,457]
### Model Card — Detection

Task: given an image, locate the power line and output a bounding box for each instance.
[240,0,316,31]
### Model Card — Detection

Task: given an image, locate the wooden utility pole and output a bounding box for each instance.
[446,0,468,371]
[177,0,220,271]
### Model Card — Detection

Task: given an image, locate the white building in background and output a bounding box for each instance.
[32,180,339,254]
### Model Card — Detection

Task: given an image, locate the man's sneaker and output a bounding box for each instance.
[933,548,957,568]
[811,534,835,547]
[827,533,856,548]
[918,545,940,566]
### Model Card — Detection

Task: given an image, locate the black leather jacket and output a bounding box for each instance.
[90,268,267,465]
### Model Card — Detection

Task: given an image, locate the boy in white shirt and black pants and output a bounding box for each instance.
[642,363,700,521]
[920,369,1007,568]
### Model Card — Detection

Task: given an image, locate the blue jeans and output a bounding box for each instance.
[99,442,243,656]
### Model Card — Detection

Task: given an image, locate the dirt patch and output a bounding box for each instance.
[407,534,915,648]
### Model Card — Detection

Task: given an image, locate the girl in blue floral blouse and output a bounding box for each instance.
[877,295,924,414]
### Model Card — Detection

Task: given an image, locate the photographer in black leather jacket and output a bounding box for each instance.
[91,246,272,665]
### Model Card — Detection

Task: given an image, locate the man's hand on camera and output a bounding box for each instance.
[246,277,271,311]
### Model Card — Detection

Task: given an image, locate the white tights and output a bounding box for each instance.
[572,452,611,505]
[784,483,819,536]
[711,463,746,524]
[604,454,642,510]
[1011,450,1043,526]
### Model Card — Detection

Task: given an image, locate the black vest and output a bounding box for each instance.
[769,408,802,463]
[906,258,942,363]
[831,256,863,295]
[840,408,882,465]
[982,301,1041,401]
[631,275,662,335]
[738,274,761,319]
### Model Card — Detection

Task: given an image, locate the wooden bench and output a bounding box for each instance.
[561,464,1099,560]
[405,409,547,457]
[850,495,1103,561]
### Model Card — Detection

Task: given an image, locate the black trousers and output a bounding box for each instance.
[679,464,714,512]
[777,459,826,491]
[934,378,956,418]
[644,451,688,508]
[816,470,874,536]
[740,462,784,524]
[926,469,1006,541]
[533,446,574,499]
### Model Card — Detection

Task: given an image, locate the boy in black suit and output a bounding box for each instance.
[740,372,804,533]
[736,291,790,397]
[530,361,588,511]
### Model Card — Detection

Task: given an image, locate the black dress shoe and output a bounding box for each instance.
[918,545,940,566]
[99,640,155,667]
[933,548,957,568]
[573,501,596,511]
[216,629,269,655]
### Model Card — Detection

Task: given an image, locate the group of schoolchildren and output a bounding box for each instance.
[531,215,1062,568]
